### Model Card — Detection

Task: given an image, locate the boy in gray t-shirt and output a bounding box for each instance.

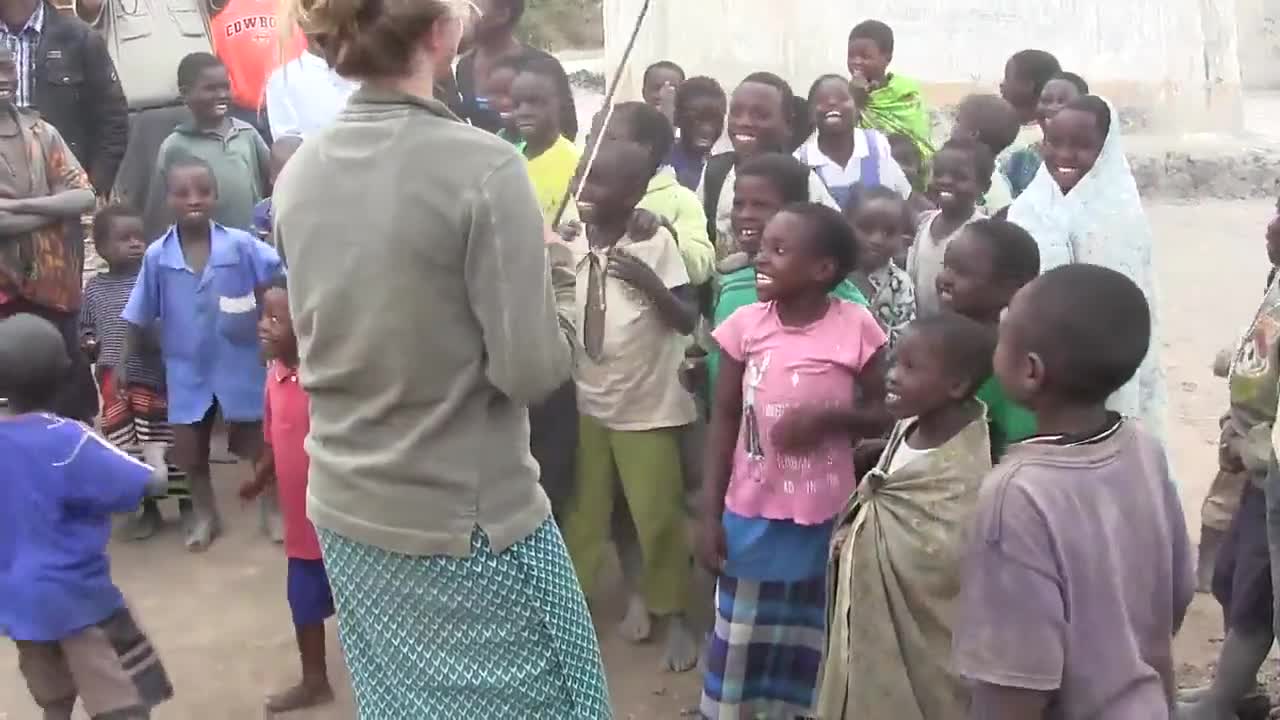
[953,264,1194,719]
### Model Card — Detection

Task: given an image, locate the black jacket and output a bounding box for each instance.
[32,6,129,194]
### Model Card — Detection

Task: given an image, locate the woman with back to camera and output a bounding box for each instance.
[269,0,611,716]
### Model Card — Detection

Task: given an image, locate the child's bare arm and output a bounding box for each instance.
[607,248,697,334]
[0,210,62,234]
[239,446,276,501]
[772,347,892,452]
[0,188,95,219]
[699,353,745,571]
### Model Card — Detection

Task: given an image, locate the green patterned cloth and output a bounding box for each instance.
[318,520,612,719]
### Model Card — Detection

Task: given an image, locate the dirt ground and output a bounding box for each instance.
[0,199,1273,718]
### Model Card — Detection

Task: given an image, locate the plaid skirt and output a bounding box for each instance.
[318,519,612,719]
[700,575,826,720]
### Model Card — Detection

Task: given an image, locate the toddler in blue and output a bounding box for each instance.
[0,313,174,719]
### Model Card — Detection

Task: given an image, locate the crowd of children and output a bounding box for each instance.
[5,4,1255,718]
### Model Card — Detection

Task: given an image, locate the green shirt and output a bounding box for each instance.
[707,265,869,393]
[151,119,270,234]
[976,375,1037,459]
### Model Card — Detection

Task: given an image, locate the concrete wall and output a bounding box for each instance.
[1238,0,1280,89]
[604,0,1244,133]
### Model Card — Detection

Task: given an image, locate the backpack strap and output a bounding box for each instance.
[702,152,736,244]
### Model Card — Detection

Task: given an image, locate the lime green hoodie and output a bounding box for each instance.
[639,168,714,285]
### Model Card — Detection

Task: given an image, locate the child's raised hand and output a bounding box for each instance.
[555,220,582,245]
[608,247,665,296]
[657,83,678,121]
[625,208,663,242]
[771,406,832,454]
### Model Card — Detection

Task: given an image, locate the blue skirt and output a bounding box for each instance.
[318,520,612,719]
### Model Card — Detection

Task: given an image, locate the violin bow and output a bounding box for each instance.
[550,0,652,230]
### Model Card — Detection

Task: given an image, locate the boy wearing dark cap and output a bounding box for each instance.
[0,314,173,720]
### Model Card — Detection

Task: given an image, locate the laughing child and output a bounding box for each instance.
[149,52,271,236]
[560,141,701,672]
[935,218,1041,457]
[598,101,715,285]
[908,137,991,316]
[700,203,889,719]
[122,156,283,552]
[511,55,582,220]
[998,49,1062,197]
[847,184,916,348]
[700,72,840,259]
[950,94,1021,214]
[952,264,1194,719]
[794,74,914,210]
[668,76,726,192]
[818,312,995,720]
[642,60,685,125]
[707,153,868,393]
[238,278,336,713]
[848,19,932,160]
[1004,71,1090,199]
[1,314,174,720]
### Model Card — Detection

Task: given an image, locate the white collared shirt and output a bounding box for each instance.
[795,128,914,201]
[264,51,358,139]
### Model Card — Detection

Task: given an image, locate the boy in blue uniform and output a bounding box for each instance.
[0,313,173,720]
[122,155,283,551]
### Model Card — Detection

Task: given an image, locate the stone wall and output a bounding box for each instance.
[604,0,1244,133]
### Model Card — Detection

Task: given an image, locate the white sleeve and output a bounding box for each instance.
[265,68,301,140]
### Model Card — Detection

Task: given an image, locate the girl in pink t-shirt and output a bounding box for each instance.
[699,203,889,719]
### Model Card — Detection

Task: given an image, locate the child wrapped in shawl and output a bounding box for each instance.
[1007,95,1167,441]
[847,20,933,161]
[816,314,994,720]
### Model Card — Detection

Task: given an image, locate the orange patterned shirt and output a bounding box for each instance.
[0,108,92,312]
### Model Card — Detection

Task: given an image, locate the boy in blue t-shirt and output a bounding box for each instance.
[0,313,174,719]
[123,155,284,552]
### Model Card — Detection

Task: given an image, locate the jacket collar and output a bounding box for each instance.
[175,117,255,138]
[345,85,460,122]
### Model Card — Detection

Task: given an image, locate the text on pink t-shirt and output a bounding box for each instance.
[712,299,887,525]
[264,360,322,560]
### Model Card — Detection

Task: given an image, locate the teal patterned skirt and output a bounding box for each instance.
[318,520,613,719]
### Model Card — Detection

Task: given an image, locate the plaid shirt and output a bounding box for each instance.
[0,2,43,108]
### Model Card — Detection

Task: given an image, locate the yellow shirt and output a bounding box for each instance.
[526,136,582,220]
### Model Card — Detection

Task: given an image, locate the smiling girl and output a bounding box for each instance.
[701,203,888,719]
[794,74,914,211]
[1008,94,1167,439]
[907,137,992,316]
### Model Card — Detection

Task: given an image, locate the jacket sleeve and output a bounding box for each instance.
[671,186,714,285]
[465,155,575,406]
[80,29,129,195]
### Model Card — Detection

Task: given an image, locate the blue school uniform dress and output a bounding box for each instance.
[122,223,283,425]
[0,414,151,642]
[794,128,914,211]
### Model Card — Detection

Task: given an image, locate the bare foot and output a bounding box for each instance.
[619,594,652,643]
[661,615,699,673]
[184,515,222,553]
[265,680,334,714]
